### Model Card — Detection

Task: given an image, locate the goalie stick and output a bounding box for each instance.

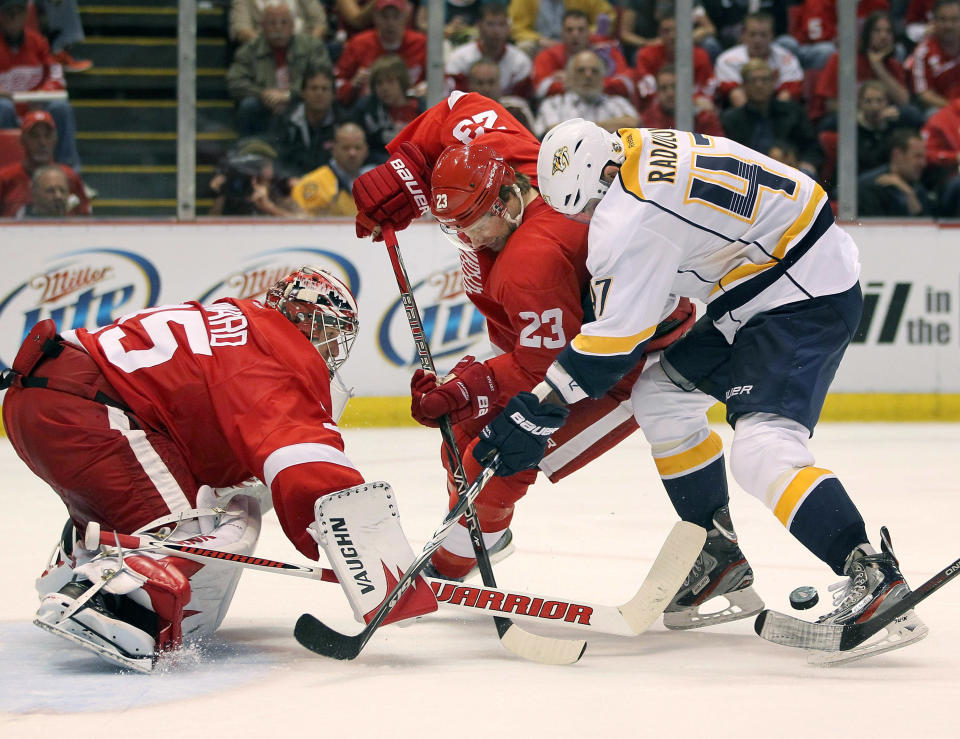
[86,520,705,637]
[755,554,960,652]
[380,225,586,663]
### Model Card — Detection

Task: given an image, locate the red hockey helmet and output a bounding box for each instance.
[431,143,518,250]
[264,266,359,374]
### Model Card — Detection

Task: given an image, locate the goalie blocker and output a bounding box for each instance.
[308,481,437,626]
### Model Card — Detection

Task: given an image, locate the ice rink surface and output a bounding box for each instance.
[1,423,958,739]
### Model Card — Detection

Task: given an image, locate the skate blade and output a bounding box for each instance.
[664,586,765,630]
[807,610,929,667]
[34,617,155,674]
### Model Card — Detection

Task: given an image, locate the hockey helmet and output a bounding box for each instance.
[265,266,359,374]
[431,143,521,250]
[537,118,625,220]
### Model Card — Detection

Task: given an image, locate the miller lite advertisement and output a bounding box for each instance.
[0,221,957,397]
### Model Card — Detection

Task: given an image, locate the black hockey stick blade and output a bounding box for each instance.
[755,554,960,652]
[295,613,363,660]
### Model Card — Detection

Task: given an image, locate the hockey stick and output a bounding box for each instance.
[754,554,960,652]
[85,520,704,637]
[380,224,586,663]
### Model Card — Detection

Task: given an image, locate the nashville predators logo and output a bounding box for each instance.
[551,146,570,175]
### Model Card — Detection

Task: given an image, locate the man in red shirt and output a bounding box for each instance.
[908,0,960,113]
[342,92,762,637]
[334,0,426,106]
[3,267,437,671]
[634,13,716,113]
[0,110,89,216]
[532,9,634,103]
[641,65,724,135]
[0,0,80,169]
[922,96,960,214]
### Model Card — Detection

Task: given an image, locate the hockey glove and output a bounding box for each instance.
[473,392,570,477]
[353,142,431,241]
[645,297,695,353]
[412,355,499,427]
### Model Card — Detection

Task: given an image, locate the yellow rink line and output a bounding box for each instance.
[3,395,960,438]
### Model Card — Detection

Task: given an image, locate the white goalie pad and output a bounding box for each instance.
[308,481,437,625]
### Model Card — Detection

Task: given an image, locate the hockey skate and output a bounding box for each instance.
[807,528,928,666]
[34,580,156,673]
[422,528,515,582]
[663,506,764,629]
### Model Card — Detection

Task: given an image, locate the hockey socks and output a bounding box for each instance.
[777,471,868,575]
[653,430,729,530]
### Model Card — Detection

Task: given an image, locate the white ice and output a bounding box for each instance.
[2,424,958,738]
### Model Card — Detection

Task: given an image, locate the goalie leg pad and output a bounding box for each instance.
[308,481,438,626]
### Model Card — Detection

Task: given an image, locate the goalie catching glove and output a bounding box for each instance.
[473,392,570,477]
[410,355,498,427]
[353,142,431,240]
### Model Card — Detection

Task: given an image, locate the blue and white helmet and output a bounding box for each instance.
[537,118,625,218]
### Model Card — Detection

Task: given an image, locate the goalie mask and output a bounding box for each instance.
[265,266,359,374]
[431,143,524,251]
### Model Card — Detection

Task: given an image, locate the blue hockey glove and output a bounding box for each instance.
[473,392,570,477]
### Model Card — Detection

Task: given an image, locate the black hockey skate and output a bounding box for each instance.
[807,528,928,665]
[422,528,515,582]
[663,506,764,629]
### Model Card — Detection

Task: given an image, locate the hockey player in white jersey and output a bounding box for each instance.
[470,119,928,663]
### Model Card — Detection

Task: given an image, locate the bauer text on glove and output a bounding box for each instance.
[472,392,570,477]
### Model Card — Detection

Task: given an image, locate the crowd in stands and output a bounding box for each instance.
[2,0,960,218]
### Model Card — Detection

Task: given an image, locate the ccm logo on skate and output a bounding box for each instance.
[389,158,430,215]
[725,384,753,401]
[330,518,375,594]
[430,582,594,624]
[509,412,560,435]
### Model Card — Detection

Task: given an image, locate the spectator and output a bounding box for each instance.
[621,1,719,65]
[855,80,903,175]
[907,0,960,115]
[767,138,800,169]
[229,0,328,44]
[353,54,424,163]
[226,2,331,136]
[535,49,639,136]
[334,0,377,36]
[905,0,936,45]
[701,0,791,50]
[335,0,426,106]
[634,10,717,113]
[33,0,91,72]
[274,65,350,177]
[510,0,614,56]
[921,96,960,215]
[858,128,936,217]
[810,12,913,128]
[779,1,891,72]
[0,0,80,170]
[292,122,374,216]
[641,64,724,135]
[0,110,88,217]
[714,10,803,107]
[16,163,67,217]
[532,9,634,102]
[446,3,532,99]
[720,58,820,177]
[464,57,536,133]
[209,138,298,216]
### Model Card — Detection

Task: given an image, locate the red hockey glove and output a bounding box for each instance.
[410,368,441,428]
[645,297,695,352]
[411,356,499,427]
[353,142,431,241]
[473,392,570,477]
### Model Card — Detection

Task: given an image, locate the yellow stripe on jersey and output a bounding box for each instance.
[616,128,646,200]
[710,184,827,296]
[572,325,656,356]
[654,431,724,479]
[774,466,834,527]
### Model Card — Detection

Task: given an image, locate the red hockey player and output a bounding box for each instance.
[1,267,437,672]
[351,93,697,583]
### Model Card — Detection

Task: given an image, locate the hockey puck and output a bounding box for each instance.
[789,585,819,610]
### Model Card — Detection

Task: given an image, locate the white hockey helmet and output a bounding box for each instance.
[537,118,625,219]
[265,266,359,375]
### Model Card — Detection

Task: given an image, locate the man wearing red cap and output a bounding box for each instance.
[334,0,426,106]
[0,109,90,217]
[0,0,81,170]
